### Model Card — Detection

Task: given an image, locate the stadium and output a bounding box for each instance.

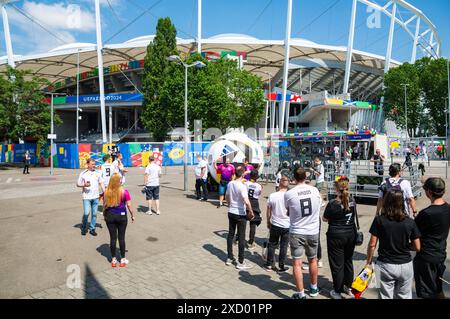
[0,0,442,145]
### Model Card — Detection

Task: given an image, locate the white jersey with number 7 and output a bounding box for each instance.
[284,184,322,235]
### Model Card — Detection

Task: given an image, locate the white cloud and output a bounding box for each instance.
[80,0,121,7]
[7,1,98,54]
[16,1,96,31]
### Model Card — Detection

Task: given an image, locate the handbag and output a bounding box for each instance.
[354,203,364,246]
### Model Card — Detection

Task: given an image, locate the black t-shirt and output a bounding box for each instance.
[373,154,384,171]
[415,203,450,264]
[324,197,356,234]
[369,215,421,264]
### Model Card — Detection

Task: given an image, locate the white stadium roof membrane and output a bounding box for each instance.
[0,33,402,101]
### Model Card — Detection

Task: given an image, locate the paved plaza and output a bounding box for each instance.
[0,165,449,299]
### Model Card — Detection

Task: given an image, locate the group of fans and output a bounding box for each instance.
[76,150,161,268]
[218,155,449,299]
[73,147,449,299]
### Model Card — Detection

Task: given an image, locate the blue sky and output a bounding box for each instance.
[1,0,449,62]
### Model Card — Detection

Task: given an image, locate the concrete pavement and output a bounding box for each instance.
[0,165,448,299]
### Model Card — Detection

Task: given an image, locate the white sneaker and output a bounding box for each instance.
[156,211,161,215]
[343,287,355,298]
[236,261,253,270]
[302,264,309,270]
[318,261,323,268]
[119,258,129,267]
[225,258,236,266]
[330,289,343,299]
[147,210,153,215]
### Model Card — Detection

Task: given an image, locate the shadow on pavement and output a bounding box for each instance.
[84,264,110,299]
[353,251,367,261]
[202,243,227,263]
[160,184,183,192]
[277,267,334,298]
[237,271,295,299]
[213,230,268,248]
[137,205,150,213]
[184,193,222,207]
[96,243,127,262]
[73,223,103,229]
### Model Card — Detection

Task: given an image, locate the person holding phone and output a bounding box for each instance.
[77,158,105,236]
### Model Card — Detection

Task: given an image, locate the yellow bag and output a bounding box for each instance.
[351,265,373,299]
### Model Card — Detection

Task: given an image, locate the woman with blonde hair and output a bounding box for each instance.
[104,173,135,267]
[323,176,357,299]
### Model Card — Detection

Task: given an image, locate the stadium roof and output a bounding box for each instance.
[0,33,402,100]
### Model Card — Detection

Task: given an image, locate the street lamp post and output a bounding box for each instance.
[262,71,272,137]
[167,55,206,191]
[46,92,66,176]
[401,83,410,144]
[76,49,80,144]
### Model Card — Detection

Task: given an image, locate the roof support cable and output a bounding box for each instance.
[11,4,70,45]
[103,0,164,45]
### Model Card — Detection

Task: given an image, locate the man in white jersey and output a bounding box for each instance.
[225,166,254,270]
[285,167,322,299]
[144,155,162,215]
[194,154,208,201]
[76,158,105,236]
[265,175,290,272]
[101,154,113,188]
[112,152,127,185]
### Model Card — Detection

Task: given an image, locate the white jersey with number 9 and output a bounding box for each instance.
[101,163,113,187]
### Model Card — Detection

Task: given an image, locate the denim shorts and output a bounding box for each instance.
[218,180,229,196]
[290,233,319,259]
[145,186,160,200]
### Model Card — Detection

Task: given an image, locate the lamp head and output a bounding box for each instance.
[192,61,206,68]
[167,55,181,62]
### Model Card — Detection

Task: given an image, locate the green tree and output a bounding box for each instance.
[141,17,180,141]
[383,57,449,137]
[382,62,422,138]
[0,67,62,144]
[417,57,449,136]
[141,18,266,141]
[185,54,265,131]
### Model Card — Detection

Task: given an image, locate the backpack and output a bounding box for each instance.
[379,178,403,197]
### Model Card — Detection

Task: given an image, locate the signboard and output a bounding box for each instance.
[48,134,57,139]
[47,93,143,105]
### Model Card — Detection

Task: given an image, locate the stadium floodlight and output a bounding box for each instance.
[167,55,206,192]
[1,0,19,68]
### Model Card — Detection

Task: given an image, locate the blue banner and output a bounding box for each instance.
[66,93,143,104]
[13,144,38,164]
[163,142,211,166]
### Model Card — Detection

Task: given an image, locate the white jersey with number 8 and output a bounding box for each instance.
[245,181,262,199]
[284,184,322,235]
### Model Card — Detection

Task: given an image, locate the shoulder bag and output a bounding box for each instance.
[354,202,364,246]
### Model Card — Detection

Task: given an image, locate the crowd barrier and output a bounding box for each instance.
[0,142,211,169]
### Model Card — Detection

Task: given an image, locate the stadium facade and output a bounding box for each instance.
[0,0,442,143]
